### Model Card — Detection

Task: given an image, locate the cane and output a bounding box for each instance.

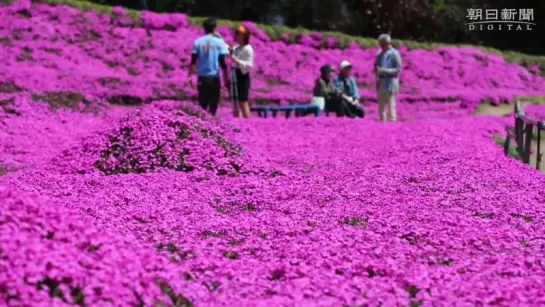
[229,66,239,114]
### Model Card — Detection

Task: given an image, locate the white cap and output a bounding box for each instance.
[339,60,352,70]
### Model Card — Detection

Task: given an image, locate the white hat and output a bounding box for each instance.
[339,60,352,70]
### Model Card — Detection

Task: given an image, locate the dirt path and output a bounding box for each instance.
[474,103,515,117]
[473,97,545,117]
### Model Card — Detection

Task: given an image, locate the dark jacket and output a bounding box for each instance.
[313,78,337,99]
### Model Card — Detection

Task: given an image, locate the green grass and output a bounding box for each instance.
[493,137,521,161]
[6,0,544,74]
[533,128,545,140]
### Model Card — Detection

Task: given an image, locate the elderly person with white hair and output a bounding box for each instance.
[373,34,401,122]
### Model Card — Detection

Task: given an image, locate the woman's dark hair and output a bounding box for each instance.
[320,64,333,77]
[235,25,250,45]
[203,17,217,34]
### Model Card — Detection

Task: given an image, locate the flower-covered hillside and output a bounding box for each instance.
[0,0,544,115]
[4,115,545,306]
[2,1,545,306]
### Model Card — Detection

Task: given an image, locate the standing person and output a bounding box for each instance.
[333,61,365,118]
[230,25,254,118]
[374,34,401,122]
[187,17,229,117]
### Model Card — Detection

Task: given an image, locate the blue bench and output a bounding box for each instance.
[251,104,321,118]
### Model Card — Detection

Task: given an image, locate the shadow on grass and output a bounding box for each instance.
[493,137,521,161]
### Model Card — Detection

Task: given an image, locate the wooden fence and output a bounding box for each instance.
[504,101,544,171]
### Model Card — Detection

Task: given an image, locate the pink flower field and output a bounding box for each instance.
[1,1,545,306]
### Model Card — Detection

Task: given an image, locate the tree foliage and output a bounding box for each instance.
[84,0,544,55]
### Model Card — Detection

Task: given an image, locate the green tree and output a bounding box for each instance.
[79,0,544,55]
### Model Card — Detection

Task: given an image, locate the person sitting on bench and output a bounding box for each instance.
[312,64,351,117]
[333,61,365,118]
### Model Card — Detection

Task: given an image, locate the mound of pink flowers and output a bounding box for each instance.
[2,0,545,306]
[50,101,251,176]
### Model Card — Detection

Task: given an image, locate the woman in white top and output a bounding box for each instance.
[229,25,254,118]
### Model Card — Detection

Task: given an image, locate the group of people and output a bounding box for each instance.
[188,17,402,122]
[311,34,401,121]
[312,61,365,118]
[187,17,254,118]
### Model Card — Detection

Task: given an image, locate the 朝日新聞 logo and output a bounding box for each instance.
[465,8,535,31]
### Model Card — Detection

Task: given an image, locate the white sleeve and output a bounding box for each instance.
[237,45,254,71]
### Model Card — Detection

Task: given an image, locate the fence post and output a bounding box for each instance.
[515,117,523,157]
[514,102,524,158]
[523,123,533,164]
[537,123,543,171]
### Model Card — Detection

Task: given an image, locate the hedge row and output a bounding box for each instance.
[5,0,545,74]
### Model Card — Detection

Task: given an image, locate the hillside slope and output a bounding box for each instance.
[30,0,545,73]
[1,0,544,119]
[2,1,545,306]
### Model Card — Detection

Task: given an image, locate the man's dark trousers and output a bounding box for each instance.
[197,76,221,116]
